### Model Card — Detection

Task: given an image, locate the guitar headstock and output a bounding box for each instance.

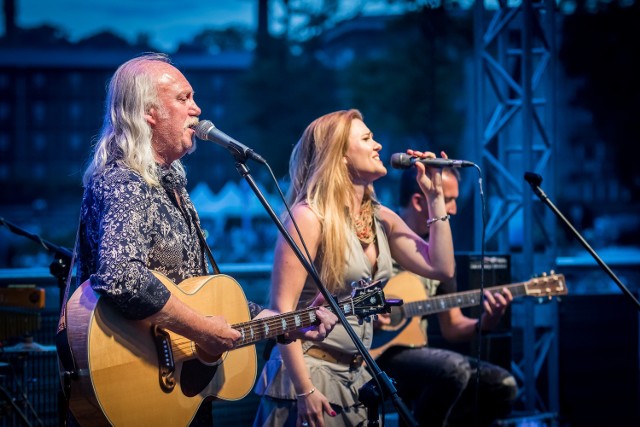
[347,279,402,321]
[523,271,568,298]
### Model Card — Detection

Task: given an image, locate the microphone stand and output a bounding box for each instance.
[0,217,72,308]
[232,159,418,427]
[1,218,72,426]
[524,172,640,310]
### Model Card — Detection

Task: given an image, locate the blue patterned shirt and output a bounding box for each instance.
[76,162,262,320]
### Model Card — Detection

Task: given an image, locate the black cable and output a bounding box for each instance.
[472,164,486,427]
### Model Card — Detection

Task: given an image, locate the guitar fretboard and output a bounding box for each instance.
[232,300,356,349]
[403,283,529,318]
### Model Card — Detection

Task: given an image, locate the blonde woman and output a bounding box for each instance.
[254,109,455,427]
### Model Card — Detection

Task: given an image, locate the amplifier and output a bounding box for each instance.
[427,252,512,370]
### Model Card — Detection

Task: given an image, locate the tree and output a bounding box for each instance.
[343,6,473,157]
[176,27,254,54]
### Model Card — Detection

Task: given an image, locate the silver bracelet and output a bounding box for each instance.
[296,387,316,398]
[426,214,450,228]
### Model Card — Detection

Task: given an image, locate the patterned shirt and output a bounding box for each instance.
[76,162,262,320]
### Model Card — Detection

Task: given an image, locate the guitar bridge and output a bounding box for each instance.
[151,325,176,392]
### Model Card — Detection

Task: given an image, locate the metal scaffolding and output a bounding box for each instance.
[472,0,559,416]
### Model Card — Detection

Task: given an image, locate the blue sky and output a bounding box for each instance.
[3,0,416,52]
[10,0,257,51]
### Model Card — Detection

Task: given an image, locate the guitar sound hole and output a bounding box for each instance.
[181,359,219,397]
[388,306,404,326]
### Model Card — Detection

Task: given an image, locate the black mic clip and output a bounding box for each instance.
[524,171,547,200]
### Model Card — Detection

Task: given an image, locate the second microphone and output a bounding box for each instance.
[389,153,475,169]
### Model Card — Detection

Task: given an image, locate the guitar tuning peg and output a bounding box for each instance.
[550,269,555,275]
[542,272,548,277]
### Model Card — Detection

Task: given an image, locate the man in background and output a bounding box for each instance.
[375,164,518,426]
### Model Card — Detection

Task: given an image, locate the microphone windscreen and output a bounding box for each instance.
[194,120,214,140]
[524,172,543,186]
[389,153,413,169]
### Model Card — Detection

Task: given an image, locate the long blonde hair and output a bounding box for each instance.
[287,109,378,292]
[83,52,185,187]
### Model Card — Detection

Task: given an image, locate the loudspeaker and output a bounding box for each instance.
[427,253,512,370]
[454,253,511,328]
[558,293,640,426]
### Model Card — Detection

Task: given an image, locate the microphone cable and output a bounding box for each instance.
[471,162,486,427]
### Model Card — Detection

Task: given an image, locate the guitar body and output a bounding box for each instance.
[66,272,256,426]
[370,271,428,359]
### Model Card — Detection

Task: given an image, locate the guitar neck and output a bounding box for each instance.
[403,282,530,318]
[231,300,355,349]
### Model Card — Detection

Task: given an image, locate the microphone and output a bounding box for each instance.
[194,120,266,164]
[389,153,475,169]
[524,171,543,187]
[524,171,546,200]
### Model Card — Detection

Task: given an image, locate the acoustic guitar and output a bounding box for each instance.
[63,271,390,426]
[370,271,567,359]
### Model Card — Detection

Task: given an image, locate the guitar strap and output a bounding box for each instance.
[54,215,81,425]
[194,218,220,275]
[55,220,79,337]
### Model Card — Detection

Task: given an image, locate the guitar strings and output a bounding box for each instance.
[167,309,320,354]
[162,291,376,359]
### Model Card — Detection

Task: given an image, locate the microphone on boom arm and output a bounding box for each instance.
[194,120,266,164]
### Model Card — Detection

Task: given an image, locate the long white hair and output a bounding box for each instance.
[83,52,185,187]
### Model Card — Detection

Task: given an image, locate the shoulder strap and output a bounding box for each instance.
[56,219,80,335]
[194,220,220,275]
[55,216,81,414]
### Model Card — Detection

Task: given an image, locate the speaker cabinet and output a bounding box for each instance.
[558,293,640,426]
[427,253,512,370]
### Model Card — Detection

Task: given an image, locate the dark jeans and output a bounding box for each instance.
[376,346,518,427]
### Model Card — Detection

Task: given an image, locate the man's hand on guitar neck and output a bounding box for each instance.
[150,293,338,357]
[478,287,514,332]
[373,313,391,328]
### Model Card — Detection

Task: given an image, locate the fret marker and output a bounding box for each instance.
[343,304,352,314]
[294,314,302,327]
[281,318,287,331]
[249,326,255,339]
[310,311,318,322]
[264,323,270,335]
